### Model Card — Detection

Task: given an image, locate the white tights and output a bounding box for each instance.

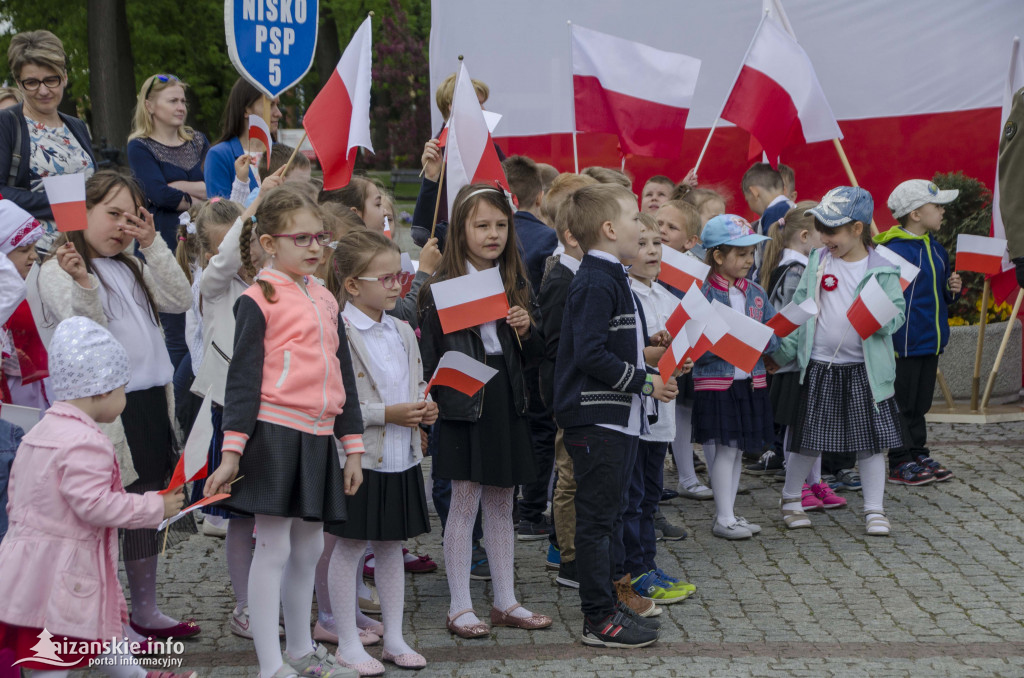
[783,451,886,517]
[705,441,742,527]
[673,403,699,488]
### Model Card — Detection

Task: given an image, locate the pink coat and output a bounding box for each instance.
[0,402,164,640]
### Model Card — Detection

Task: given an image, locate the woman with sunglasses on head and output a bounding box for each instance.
[204,77,282,200]
[0,30,95,254]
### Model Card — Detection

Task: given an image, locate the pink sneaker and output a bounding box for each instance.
[801,484,824,512]
[811,481,847,509]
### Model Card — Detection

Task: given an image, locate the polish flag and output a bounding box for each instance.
[158,493,231,531]
[247,114,272,156]
[383,215,392,239]
[719,16,841,168]
[708,299,775,373]
[437,110,503,149]
[956,234,1008,276]
[445,61,510,216]
[665,283,729,361]
[160,451,208,495]
[42,174,87,232]
[425,351,499,399]
[657,318,703,383]
[161,391,216,495]
[874,246,921,292]
[303,17,373,190]
[571,23,701,159]
[847,276,902,340]
[766,298,818,338]
[659,247,710,293]
[431,266,509,334]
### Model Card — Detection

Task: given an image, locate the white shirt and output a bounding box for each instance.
[630,277,677,442]
[466,261,502,355]
[342,303,416,472]
[729,285,751,380]
[779,248,809,269]
[811,254,869,364]
[558,252,582,274]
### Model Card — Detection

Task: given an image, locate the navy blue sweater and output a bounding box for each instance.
[514,210,559,295]
[554,254,650,429]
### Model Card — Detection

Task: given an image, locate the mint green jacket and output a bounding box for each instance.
[772,248,906,403]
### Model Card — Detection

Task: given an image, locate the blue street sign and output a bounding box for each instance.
[225,0,319,99]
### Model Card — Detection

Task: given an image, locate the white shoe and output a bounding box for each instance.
[711,521,752,540]
[202,517,227,538]
[230,607,284,639]
[677,482,714,500]
[735,516,761,535]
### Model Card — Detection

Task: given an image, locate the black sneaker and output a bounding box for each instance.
[517,518,553,541]
[556,558,579,589]
[615,601,661,630]
[745,450,784,475]
[887,461,935,486]
[659,488,679,502]
[469,545,490,580]
[582,610,659,648]
[915,455,953,482]
[653,512,687,541]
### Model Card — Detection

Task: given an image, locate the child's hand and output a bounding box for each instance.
[650,330,671,347]
[421,139,443,182]
[677,358,693,375]
[652,375,679,403]
[56,242,90,286]
[507,306,531,337]
[681,168,698,188]
[763,355,780,374]
[343,454,363,496]
[161,487,185,519]
[261,166,286,193]
[204,453,240,497]
[234,154,253,182]
[643,345,667,366]
[418,237,442,275]
[386,401,429,427]
[421,400,439,426]
[123,208,157,249]
[949,272,962,294]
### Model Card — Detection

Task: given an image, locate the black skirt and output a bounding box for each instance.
[219,421,347,523]
[769,371,803,427]
[434,355,536,487]
[326,465,431,541]
[692,380,775,455]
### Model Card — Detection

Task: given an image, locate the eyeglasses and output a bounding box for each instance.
[143,74,180,99]
[19,75,62,92]
[356,272,415,289]
[269,231,331,247]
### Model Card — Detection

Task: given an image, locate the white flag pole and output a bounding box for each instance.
[568,20,580,173]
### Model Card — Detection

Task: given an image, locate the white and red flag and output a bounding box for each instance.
[570,23,701,159]
[247,114,273,156]
[445,61,510,216]
[719,16,841,168]
[659,248,710,293]
[657,318,703,383]
[847,276,901,340]
[765,298,817,338]
[431,266,509,334]
[956,234,1008,276]
[42,174,87,232]
[158,493,231,531]
[382,215,392,240]
[708,299,775,373]
[425,351,499,399]
[664,283,729,361]
[874,246,921,292]
[303,17,373,190]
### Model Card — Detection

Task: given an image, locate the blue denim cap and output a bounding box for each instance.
[701,214,770,249]
[805,186,874,227]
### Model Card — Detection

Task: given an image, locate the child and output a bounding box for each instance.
[230,145,312,206]
[204,184,364,678]
[640,175,675,215]
[772,187,906,536]
[656,200,705,293]
[693,214,779,540]
[326,230,438,672]
[779,163,797,202]
[679,187,726,227]
[875,179,961,484]
[38,170,196,642]
[502,155,559,295]
[0,316,195,678]
[555,183,678,648]
[741,163,794,281]
[418,183,552,639]
[626,215,695,605]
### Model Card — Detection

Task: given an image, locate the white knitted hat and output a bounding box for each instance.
[50,317,131,400]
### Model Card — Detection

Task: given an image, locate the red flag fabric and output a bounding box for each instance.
[657,319,703,383]
[659,248,710,293]
[665,284,730,361]
[765,298,818,338]
[247,114,273,157]
[847,276,901,340]
[159,452,208,495]
[42,174,87,232]
[956,234,1007,276]
[708,300,775,373]
[426,351,499,398]
[431,267,509,334]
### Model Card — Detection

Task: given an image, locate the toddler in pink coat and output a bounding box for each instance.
[0,317,193,678]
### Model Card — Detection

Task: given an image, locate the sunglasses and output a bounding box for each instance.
[356,272,415,289]
[19,75,62,92]
[144,74,180,99]
[269,231,331,248]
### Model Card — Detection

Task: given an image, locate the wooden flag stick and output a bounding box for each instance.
[832,138,878,236]
[981,286,1024,408]
[971,279,992,411]
[936,368,955,409]
[282,131,307,176]
[429,156,447,239]
[161,476,245,555]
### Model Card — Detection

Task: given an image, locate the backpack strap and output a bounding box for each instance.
[3,109,23,187]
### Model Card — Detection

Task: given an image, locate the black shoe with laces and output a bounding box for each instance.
[745,450,784,475]
[582,610,659,648]
[517,518,554,541]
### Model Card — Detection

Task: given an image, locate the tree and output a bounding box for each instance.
[88,0,136,150]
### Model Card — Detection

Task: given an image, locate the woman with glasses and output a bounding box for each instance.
[0,30,95,254]
[204,77,282,200]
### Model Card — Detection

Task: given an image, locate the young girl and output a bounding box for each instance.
[38,170,196,641]
[0,316,194,678]
[204,184,364,678]
[761,203,846,511]
[692,214,779,541]
[772,187,905,536]
[418,183,552,638]
[326,230,437,673]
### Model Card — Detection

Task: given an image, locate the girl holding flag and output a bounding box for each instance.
[771,187,905,536]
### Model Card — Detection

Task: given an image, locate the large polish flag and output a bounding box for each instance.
[248,114,273,156]
[659,248,710,293]
[719,15,841,168]
[303,17,373,190]
[956,234,1008,276]
[571,24,701,159]
[42,174,87,232]
[426,351,499,398]
[875,245,921,292]
[708,299,775,373]
[847,276,901,340]
[445,61,510,216]
[431,266,509,334]
[766,298,817,338]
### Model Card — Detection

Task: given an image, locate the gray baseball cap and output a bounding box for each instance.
[888,180,959,219]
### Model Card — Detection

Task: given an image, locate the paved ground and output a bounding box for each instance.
[92,422,1024,677]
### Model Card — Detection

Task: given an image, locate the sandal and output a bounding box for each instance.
[445,608,490,638]
[865,512,890,536]
[382,648,427,669]
[781,497,811,529]
[489,603,552,630]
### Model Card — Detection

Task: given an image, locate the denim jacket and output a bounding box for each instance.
[0,418,26,543]
[693,274,779,390]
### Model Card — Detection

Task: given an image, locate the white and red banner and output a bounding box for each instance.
[247,114,273,156]
[571,23,700,159]
[847,276,901,340]
[431,266,508,334]
[664,283,729,361]
[158,493,231,531]
[765,298,817,338]
[42,174,87,232]
[956,234,1008,276]
[659,248,710,293]
[303,16,373,190]
[708,299,775,373]
[657,319,703,383]
[425,351,499,398]
[875,245,921,291]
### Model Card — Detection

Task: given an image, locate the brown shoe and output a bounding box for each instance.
[614,574,661,617]
[446,608,490,638]
[489,603,553,629]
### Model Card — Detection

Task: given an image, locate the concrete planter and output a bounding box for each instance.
[934,319,1022,404]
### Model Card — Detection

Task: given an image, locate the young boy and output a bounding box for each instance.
[779,163,797,202]
[503,155,559,295]
[640,175,675,214]
[555,183,678,648]
[657,199,705,271]
[874,179,961,485]
[742,163,795,281]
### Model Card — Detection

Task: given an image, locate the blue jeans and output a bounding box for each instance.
[0,419,26,543]
[623,440,667,577]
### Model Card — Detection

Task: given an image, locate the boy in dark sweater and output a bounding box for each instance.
[554,183,678,649]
